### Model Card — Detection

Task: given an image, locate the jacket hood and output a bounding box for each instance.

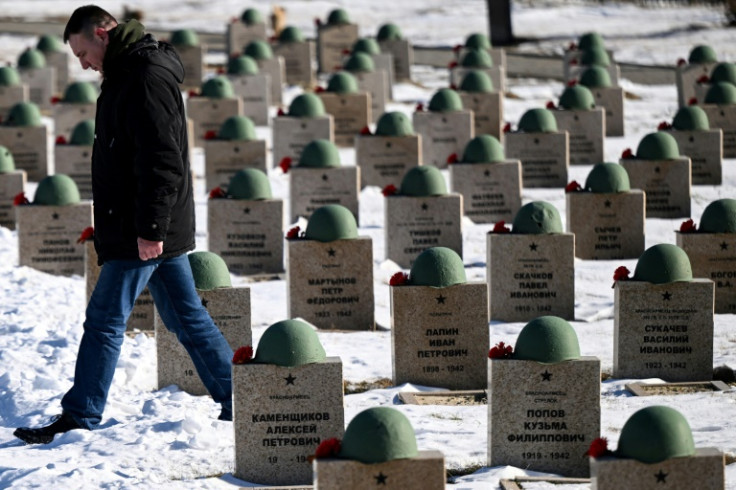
[103,22,184,83]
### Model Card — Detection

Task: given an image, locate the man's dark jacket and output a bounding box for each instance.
[92,20,194,264]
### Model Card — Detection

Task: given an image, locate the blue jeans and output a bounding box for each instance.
[61,254,233,429]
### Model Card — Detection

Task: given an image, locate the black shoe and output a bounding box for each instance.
[14,413,83,444]
[218,406,232,422]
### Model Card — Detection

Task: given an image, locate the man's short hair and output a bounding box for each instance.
[63,5,117,42]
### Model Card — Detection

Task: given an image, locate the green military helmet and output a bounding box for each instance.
[672,106,709,131]
[577,32,605,51]
[240,8,263,25]
[559,85,595,110]
[288,93,326,118]
[227,55,259,75]
[584,162,630,193]
[34,174,80,206]
[518,108,558,133]
[327,8,351,25]
[632,244,692,284]
[298,139,341,168]
[254,319,327,367]
[459,70,493,93]
[616,406,695,464]
[227,168,272,200]
[462,135,504,163]
[699,198,736,233]
[279,26,304,43]
[244,40,273,60]
[352,38,380,56]
[635,131,680,160]
[0,66,21,87]
[512,201,563,234]
[375,111,414,136]
[514,316,581,364]
[170,29,199,47]
[428,88,463,112]
[326,71,359,94]
[688,44,718,64]
[344,52,375,73]
[377,23,402,41]
[5,102,42,127]
[409,247,466,288]
[218,115,256,141]
[62,81,98,103]
[0,146,15,173]
[70,120,95,146]
[36,35,64,53]
[18,48,46,69]
[200,76,234,99]
[580,47,610,67]
[464,32,492,51]
[704,81,736,105]
[709,62,736,85]
[188,251,232,290]
[399,166,447,197]
[460,49,492,69]
[579,66,612,88]
[304,204,358,242]
[339,407,419,464]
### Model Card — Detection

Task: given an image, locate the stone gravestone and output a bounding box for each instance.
[344,52,389,124]
[457,70,503,141]
[385,166,463,269]
[288,139,359,223]
[691,62,736,107]
[449,134,521,224]
[16,175,91,276]
[317,9,359,74]
[565,46,620,87]
[489,316,600,477]
[664,105,723,185]
[579,66,624,137]
[52,81,97,140]
[318,71,371,147]
[376,23,413,83]
[413,88,474,169]
[0,66,28,122]
[287,205,374,330]
[186,76,243,148]
[676,199,736,314]
[37,35,69,95]
[454,33,507,73]
[232,319,344,485]
[505,108,569,188]
[450,49,505,95]
[225,8,267,56]
[676,44,719,107]
[0,145,25,230]
[620,131,691,219]
[699,82,736,158]
[208,169,284,276]
[155,252,250,395]
[613,244,714,381]
[170,29,204,90]
[590,406,725,489]
[314,407,445,490]
[272,26,316,88]
[562,33,616,82]
[355,111,421,190]
[55,120,94,200]
[244,40,286,106]
[553,84,605,166]
[204,116,267,193]
[487,201,575,321]
[0,102,50,182]
[566,163,645,260]
[17,48,55,112]
[391,247,488,389]
[273,93,334,169]
[225,55,270,126]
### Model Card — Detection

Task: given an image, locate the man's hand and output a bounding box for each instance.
[138,237,163,261]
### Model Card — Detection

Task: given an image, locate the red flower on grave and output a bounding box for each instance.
[187,89,199,98]
[209,186,226,199]
[50,96,61,105]
[341,48,351,55]
[314,437,342,459]
[488,341,513,359]
[448,60,458,69]
[502,122,512,133]
[232,345,254,364]
[449,83,457,90]
[286,226,302,239]
[314,18,322,27]
[13,192,29,206]
[546,101,556,109]
[447,153,459,165]
[565,180,583,193]
[677,58,687,67]
[230,16,238,23]
[216,67,225,75]
[586,437,612,458]
[360,126,372,135]
[568,42,577,51]
[314,86,326,93]
[697,75,710,84]
[279,157,293,173]
[453,44,463,54]
[415,102,424,112]
[382,184,398,197]
[688,97,698,106]
[680,218,697,233]
[389,271,410,286]
[493,220,511,233]
[569,58,578,66]
[567,79,578,87]
[76,226,94,244]
[621,148,633,159]
[277,107,286,116]
[204,130,217,140]
[657,121,672,131]
[55,135,67,145]
[612,266,631,288]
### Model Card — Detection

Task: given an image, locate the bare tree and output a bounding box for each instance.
[487,0,514,46]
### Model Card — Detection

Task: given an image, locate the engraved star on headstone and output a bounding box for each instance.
[484,170,491,177]
[327,248,336,257]
[284,373,296,385]
[654,167,661,174]
[374,472,388,485]
[436,294,446,304]
[655,469,668,483]
[529,242,538,251]
[322,174,329,181]
[541,370,552,381]
[243,207,251,214]
[721,241,729,251]
[201,298,209,308]
[52,213,60,220]
[421,203,429,211]
[662,291,672,301]
[604,200,612,208]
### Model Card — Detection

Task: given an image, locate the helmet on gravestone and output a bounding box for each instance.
[635,132,680,160]
[297,139,341,168]
[616,406,695,464]
[0,66,21,87]
[36,35,64,53]
[704,81,736,105]
[170,29,199,47]
[464,32,491,51]
[376,23,402,41]
[375,111,414,137]
[254,319,327,367]
[672,106,709,131]
[279,26,304,43]
[0,146,15,173]
[244,40,273,60]
[580,47,610,67]
[688,44,718,64]
[518,108,558,133]
[513,316,581,364]
[427,88,463,112]
[709,62,736,86]
[352,38,380,56]
[240,8,263,25]
[326,71,359,94]
[579,66,612,89]
[409,247,466,288]
[288,93,326,118]
[200,76,234,99]
[577,32,604,51]
[461,135,504,163]
[511,201,563,234]
[584,162,630,193]
[632,244,692,284]
[218,116,256,141]
[699,198,736,233]
[188,251,231,290]
[227,55,259,76]
[34,174,80,206]
[558,85,595,110]
[327,8,351,25]
[339,407,419,464]
[62,81,98,104]
[399,166,447,197]
[227,168,272,200]
[460,49,492,68]
[344,52,375,73]
[18,48,46,69]
[70,119,95,146]
[304,204,358,242]
[459,70,493,93]
[5,102,42,127]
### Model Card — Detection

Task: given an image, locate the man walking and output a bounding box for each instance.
[14,5,233,444]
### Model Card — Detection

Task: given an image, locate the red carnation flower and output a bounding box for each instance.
[279,157,293,173]
[489,341,513,359]
[204,130,217,140]
[314,437,341,459]
[567,79,578,87]
[360,126,371,135]
[389,271,409,286]
[677,58,687,66]
[688,97,698,106]
[546,101,556,109]
[447,153,458,165]
[209,187,226,199]
[13,192,29,206]
[55,135,67,145]
[493,220,511,233]
[697,75,709,84]
[621,148,633,159]
[216,67,225,75]
[449,83,457,90]
[76,226,94,244]
[415,102,424,112]
[568,42,577,51]
[232,346,254,364]
[286,226,301,239]
[612,266,631,288]
[657,121,672,131]
[50,96,61,105]
[453,44,462,54]
[341,48,351,55]
[502,122,512,133]
[569,58,578,66]
[187,89,199,98]
[314,18,322,27]
[680,218,697,233]
[314,86,326,93]
[565,180,583,193]
[448,60,458,69]
[382,184,398,197]
[586,437,612,458]
[277,107,286,116]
